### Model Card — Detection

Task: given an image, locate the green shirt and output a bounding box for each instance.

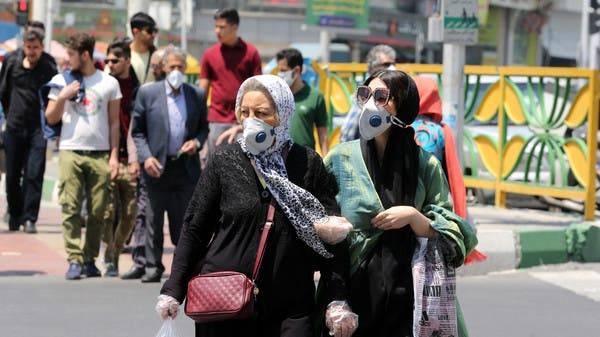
[290,82,327,149]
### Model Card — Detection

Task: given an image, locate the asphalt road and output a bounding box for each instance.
[459,263,600,337]
[0,263,598,337]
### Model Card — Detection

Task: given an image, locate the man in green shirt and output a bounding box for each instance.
[214,48,330,154]
[276,48,329,155]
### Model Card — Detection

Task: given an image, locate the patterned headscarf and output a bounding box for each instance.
[236,75,332,258]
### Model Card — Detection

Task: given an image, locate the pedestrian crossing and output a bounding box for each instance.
[530,270,600,303]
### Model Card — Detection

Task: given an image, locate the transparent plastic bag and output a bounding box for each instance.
[155,318,180,337]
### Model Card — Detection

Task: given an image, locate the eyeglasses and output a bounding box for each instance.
[105,58,121,64]
[144,27,158,34]
[379,62,394,68]
[356,86,391,107]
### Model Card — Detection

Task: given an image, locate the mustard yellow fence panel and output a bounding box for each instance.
[318,63,600,220]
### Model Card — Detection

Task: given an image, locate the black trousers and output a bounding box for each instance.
[4,128,47,227]
[143,158,195,273]
[130,177,148,269]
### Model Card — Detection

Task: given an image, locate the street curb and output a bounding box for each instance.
[461,222,600,276]
[457,228,518,276]
[565,223,600,262]
[516,228,568,268]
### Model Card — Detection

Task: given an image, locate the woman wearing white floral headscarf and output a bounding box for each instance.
[155,75,357,337]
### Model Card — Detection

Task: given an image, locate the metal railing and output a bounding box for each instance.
[315,63,600,220]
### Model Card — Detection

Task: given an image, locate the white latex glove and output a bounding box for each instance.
[155,294,180,320]
[325,300,359,337]
[314,216,354,245]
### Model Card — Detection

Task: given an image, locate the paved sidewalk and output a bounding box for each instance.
[2,199,599,277]
[0,200,175,278]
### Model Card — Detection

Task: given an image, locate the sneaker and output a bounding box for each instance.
[24,220,37,234]
[65,262,82,280]
[82,261,102,277]
[104,262,118,277]
[8,217,20,231]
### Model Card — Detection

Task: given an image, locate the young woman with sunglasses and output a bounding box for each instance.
[322,69,477,337]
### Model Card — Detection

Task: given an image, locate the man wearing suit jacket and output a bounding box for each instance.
[131,47,208,283]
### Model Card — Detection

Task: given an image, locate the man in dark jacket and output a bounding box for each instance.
[0,24,57,233]
[131,47,208,282]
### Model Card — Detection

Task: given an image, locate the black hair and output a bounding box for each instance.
[23,27,44,44]
[26,20,45,31]
[107,37,131,59]
[214,8,240,25]
[364,69,420,206]
[65,32,95,58]
[130,12,156,31]
[276,48,303,72]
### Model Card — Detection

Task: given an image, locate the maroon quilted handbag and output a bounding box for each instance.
[184,200,275,323]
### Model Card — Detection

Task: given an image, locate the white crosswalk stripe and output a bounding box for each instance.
[530,270,600,302]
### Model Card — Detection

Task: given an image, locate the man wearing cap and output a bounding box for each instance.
[129,12,158,84]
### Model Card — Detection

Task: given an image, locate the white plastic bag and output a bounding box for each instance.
[155,318,180,337]
[412,236,457,337]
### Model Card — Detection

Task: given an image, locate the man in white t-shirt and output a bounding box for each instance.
[45,33,122,280]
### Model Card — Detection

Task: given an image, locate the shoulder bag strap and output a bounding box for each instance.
[251,199,275,280]
[249,142,290,280]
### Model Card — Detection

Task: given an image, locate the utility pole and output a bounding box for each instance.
[45,0,54,52]
[319,29,330,64]
[31,0,45,24]
[439,0,478,165]
[442,44,466,163]
[180,0,187,51]
[581,0,590,68]
[32,0,55,52]
[127,0,149,37]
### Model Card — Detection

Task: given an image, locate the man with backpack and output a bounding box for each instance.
[44,33,121,280]
[0,23,57,233]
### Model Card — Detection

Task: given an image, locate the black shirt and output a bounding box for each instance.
[0,49,57,131]
[348,139,417,337]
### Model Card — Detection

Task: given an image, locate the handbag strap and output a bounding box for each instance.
[251,199,275,280]
[249,142,290,281]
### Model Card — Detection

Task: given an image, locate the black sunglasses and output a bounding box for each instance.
[379,62,394,68]
[356,86,391,107]
[105,58,121,64]
[144,27,158,34]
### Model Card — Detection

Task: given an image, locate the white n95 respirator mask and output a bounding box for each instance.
[242,118,276,155]
[166,70,184,90]
[358,99,405,140]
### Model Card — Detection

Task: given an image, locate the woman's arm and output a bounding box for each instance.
[371,205,436,237]
[420,154,478,267]
[308,152,350,302]
[160,152,222,302]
